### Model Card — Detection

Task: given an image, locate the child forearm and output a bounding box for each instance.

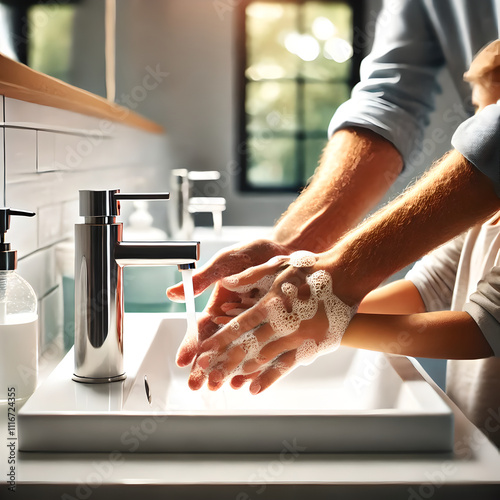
[358,280,427,315]
[341,310,494,359]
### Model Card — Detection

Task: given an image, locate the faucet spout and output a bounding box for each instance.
[115,241,199,267]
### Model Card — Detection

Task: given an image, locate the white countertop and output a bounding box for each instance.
[1,314,499,499]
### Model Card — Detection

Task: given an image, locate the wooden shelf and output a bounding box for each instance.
[0,53,164,134]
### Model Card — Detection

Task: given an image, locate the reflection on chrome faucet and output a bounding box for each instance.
[73,376,124,411]
[170,169,226,238]
[73,189,200,384]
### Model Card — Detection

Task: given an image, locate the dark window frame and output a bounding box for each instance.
[236,0,365,193]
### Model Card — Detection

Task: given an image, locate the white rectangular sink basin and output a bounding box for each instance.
[19,313,454,453]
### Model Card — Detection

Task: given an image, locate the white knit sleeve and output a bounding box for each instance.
[405,234,466,312]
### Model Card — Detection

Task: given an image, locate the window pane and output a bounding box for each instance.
[246,2,299,80]
[304,138,328,182]
[247,81,297,133]
[300,2,353,81]
[241,1,358,192]
[28,5,76,83]
[247,136,297,188]
[304,82,350,130]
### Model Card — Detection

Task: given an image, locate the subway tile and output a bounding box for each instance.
[39,132,84,171]
[0,127,4,206]
[7,170,58,209]
[4,127,37,177]
[18,247,57,300]
[55,133,86,170]
[61,199,79,238]
[40,285,63,349]
[37,130,56,172]
[38,202,64,248]
[38,131,115,171]
[4,97,100,132]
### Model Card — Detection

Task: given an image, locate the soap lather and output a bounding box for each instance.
[0,208,38,401]
[73,189,200,384]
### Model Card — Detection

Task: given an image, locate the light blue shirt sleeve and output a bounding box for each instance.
[328,0,445,164]
[451,102,500,196]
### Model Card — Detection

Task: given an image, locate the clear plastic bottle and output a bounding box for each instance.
[0,208,37,402]
[0,271,38,401]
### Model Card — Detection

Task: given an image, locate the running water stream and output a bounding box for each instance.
[180,268,197,341]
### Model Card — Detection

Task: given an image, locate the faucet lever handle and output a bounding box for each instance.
[79,190,170,218]
[187,171,220,181]
[114,193,170,201]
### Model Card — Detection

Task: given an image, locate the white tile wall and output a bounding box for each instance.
[38,202,64,248]
[37,130,57,172]
[1,95,167,360]
[17,247,57,300]
[4,128,37,177]
[40,286,62,349]
[4,97,99,131]
[60,199,79,238]
[0,127,4,206]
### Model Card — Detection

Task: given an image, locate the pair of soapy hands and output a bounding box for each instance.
[167,239,357,395]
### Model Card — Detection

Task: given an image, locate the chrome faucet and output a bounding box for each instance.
[73,189,200,384]
[170,169,226,238]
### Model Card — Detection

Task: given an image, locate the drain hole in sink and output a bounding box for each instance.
[144,375,152,405]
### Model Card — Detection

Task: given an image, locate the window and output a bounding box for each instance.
[28,3,77,82]
[237,0,363,192]
[0,0,82,85]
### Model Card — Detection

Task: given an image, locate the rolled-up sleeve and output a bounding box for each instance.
[329,0,445,164]
[405,234,465,312]
[464,266,500,356]
[451,103,500,196]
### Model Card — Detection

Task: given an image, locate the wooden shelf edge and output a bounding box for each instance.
[0,53,164,135]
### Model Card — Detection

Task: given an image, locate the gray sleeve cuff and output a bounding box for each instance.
[451,103,500,196]
[464,264,500,357]
[463,301,500,357]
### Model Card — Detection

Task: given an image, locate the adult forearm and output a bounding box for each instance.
[329,150,500,305]
[272,128,403,252]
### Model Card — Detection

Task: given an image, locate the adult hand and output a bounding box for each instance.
[166,239,290,367]
[187,251,358,394]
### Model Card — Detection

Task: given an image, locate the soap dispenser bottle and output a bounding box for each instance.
[0,208,37,402]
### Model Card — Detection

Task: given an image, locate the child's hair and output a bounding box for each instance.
[464,39,500,86]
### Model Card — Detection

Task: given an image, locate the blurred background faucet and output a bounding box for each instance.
[171,169,226,238]
[73,189,200,384]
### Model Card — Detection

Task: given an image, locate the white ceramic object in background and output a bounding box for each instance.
[19,313,454,453]
[124,226,273,311]
[193,226,273,265]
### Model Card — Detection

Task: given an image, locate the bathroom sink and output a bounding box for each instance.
[19,313,454,453]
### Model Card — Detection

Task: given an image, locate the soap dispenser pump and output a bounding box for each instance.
[0,208,38,402]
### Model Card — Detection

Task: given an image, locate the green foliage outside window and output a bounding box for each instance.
[28,5,76,83]
[241,0,358,191]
